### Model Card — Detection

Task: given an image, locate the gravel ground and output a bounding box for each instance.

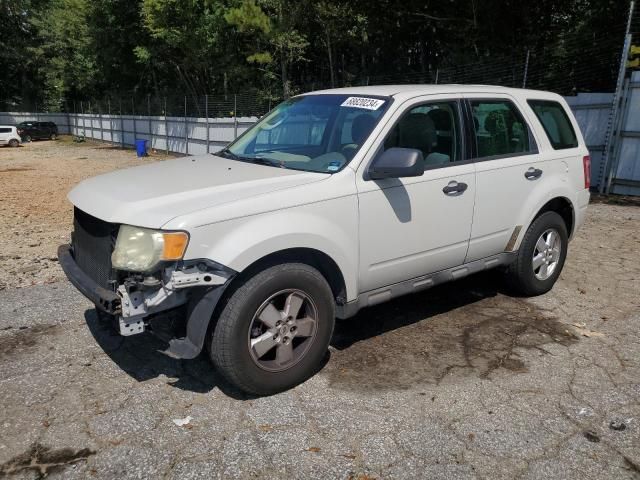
[0,140,639,479]
[0,138,169,290]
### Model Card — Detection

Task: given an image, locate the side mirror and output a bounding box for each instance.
[368,147,425,180]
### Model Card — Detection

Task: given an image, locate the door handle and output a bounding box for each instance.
[442,181,468,196]
[524,167,543,180]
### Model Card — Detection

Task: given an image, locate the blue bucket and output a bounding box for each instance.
[135,139,149,157]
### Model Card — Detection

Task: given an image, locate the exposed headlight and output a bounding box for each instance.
[111,225,189,272]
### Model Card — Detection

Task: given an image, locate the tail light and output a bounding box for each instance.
[582,155,591,190]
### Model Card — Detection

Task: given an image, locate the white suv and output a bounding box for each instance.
[59,85,590,395]
[0,126,21,147]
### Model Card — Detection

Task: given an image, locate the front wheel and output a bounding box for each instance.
[23,135,32,143]
[209,263,335,395]
[504,211,568,296]
[50,133,57,140]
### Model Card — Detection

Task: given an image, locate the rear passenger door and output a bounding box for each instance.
[463,94,549,262]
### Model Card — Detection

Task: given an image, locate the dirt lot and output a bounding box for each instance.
[0,139,639,479]
[0,138,169,290]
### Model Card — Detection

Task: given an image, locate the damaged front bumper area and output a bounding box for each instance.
[57,244,236,359]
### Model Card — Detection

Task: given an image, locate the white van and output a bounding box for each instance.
[0,126,21,147]
[59,85,590,394]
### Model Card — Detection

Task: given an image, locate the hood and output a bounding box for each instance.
[68,155,328,228]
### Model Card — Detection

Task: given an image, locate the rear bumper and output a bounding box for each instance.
[57,244,121,314]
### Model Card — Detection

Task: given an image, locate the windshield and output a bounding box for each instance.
[221,94,390,173]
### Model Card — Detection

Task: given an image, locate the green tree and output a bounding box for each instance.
[226,0,309,98]
[0,0,49,108]
[29,0,96,109]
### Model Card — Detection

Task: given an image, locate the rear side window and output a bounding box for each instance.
[469,100,534,158]
[0,128,11,133]
[528,100,578,150]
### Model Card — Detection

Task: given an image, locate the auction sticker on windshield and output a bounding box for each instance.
[340,97,386,110]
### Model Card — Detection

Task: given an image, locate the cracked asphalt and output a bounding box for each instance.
[1,201,639,479]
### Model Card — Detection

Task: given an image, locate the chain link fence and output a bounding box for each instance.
[2,7,639,189]
[1,10,632,116]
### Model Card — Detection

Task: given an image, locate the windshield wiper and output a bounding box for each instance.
[216,148,284,168]
[216,147,240,160]
[251,156,284,168]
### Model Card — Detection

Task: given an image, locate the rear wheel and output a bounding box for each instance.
[504,211,568,296]
[209,263,335,395]
[8,139,19,147]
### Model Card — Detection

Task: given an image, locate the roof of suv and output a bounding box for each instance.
[307,84,563,102]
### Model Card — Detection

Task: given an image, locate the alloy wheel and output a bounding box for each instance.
[247,289,318,372]
[532,228,561,280]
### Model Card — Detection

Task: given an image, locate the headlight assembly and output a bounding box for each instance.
[111,225,189,272]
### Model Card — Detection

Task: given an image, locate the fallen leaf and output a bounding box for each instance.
[305,447,321,453]
[259,424,273,432]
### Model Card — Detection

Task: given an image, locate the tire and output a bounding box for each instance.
[50,133,57,140]
[209,263,335,395]
[8,139,19,147]
[24,135,32,143]
[504,211,568,296]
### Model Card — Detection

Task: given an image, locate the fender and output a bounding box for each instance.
[183,195,359,301]
[511,180,577,251]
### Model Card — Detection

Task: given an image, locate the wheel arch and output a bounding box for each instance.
[511,195,576,253]
[532,196,575,238]
[225,247,348,305]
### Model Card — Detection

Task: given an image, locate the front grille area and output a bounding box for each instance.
[72,207,119,289]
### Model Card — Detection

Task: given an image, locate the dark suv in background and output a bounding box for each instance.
[17,121,58,141]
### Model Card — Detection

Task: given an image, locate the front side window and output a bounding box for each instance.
[224,94,389,173]
[528,100,578,150]
[383,101,462,167]
[470,100,533,158]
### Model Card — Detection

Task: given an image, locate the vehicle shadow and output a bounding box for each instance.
[84,310,256,400]
[331,270,503,350]
[85,270,514,398]
[326,270,577,392]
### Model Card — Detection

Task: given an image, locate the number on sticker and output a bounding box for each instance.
[340,97,386,111]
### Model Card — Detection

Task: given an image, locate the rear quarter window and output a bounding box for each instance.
[528,100,578,150]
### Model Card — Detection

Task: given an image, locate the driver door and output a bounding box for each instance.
[355,96,476,292]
